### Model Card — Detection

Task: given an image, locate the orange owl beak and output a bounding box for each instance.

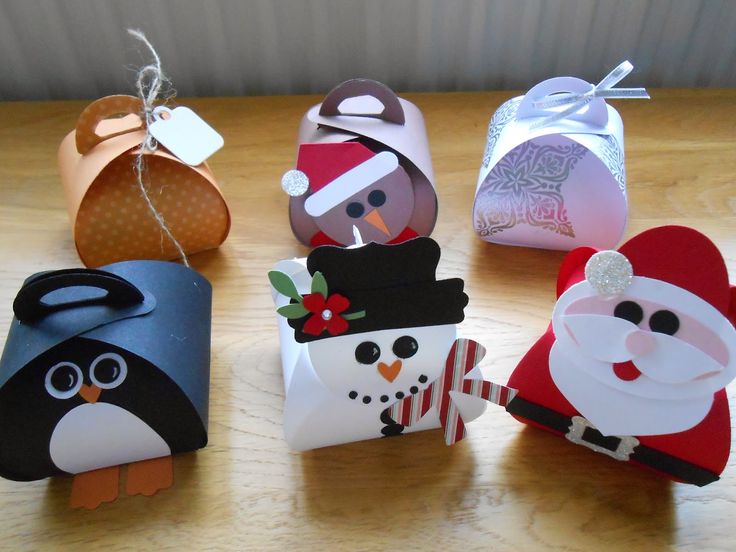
[363,209,391,236]
[378,360,402,382]
[79,384,101,404]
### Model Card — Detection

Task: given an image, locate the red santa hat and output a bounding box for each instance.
[281,142,399,217]
[557,226,732,318]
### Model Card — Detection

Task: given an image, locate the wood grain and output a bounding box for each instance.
[0,90,734,551]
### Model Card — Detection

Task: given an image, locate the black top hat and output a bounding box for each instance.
[288,237,468,343]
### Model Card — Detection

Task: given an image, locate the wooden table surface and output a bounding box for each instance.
[0,89,734,551]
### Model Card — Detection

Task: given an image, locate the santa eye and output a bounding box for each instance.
[45,362,83,399]
[613,301,643,325]
[90,353,127,389]
[392,336,418,359]
[649,310,679,335]
[367,190,386,207]
[355,341,381,364]
[346,202,365,218]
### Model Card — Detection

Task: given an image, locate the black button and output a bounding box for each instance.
[346,202,364,218]
[613,301,644,325]
[392,336,419,359]
[649,310,679,335]
[367,189,386,207]
[355,341,381,364]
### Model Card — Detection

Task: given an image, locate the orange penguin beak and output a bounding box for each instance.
[78,384,101,404]
[378,360,402,382]
[363,209,391,236]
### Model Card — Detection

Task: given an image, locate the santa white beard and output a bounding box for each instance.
[550,313,728,437]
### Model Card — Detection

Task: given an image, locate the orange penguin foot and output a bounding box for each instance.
[70,465,120,509]
[125,456,174,497]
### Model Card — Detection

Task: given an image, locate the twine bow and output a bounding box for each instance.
[530,60,649,129]
[388,338,518,445]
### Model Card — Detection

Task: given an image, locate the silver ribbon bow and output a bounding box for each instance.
[530,60,649,129]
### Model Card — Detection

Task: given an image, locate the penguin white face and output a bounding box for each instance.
[307,324,457,407]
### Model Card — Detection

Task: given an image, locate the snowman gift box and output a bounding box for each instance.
[501,226,736,485]
[269,237,503,451]
[58,94,230,267]
[281,78,438,248]
[0,261,211,506]
[473,61,648,251]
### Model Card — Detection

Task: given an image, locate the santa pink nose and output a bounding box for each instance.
[625,330,656,356]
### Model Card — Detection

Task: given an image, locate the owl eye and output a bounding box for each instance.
[45,362,83,399]
[392,335,418,359]
[89,353,127,389]
[346,202,365,218]
[367,190,386,207]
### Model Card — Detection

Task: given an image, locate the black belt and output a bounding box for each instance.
[506,396,719,487]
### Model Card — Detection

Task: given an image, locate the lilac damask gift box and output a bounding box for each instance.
[473,61,648,251]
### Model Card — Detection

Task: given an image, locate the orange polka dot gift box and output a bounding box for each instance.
[58,95,230,268]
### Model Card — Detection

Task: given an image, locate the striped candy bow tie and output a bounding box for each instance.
[388,338,518,445]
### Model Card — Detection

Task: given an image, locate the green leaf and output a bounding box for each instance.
[342,310,366,321]
[276,303,310,319]
[311,271,328,297]
[268,271,302,301]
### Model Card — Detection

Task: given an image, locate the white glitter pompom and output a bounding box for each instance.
[281,169,309,196]
[584,250,633,295]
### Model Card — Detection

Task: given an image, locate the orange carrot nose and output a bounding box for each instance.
[378,360,402,382]
[79,384,101,404]
[363,209,391,236]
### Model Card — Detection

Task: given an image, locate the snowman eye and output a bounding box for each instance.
[613,301,643,325]
[367,190,386,207]
[45,362,83,399]
[355,341,381,364]
[649,310,679,335]
[346,202,365,218]
[90,353,127,389]
[392,336,418,359]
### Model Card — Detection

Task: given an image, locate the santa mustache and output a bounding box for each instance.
[560,314,725,385]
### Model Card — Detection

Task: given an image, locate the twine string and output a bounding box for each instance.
[127,28,189,267]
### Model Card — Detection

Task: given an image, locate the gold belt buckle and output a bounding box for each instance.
[565,416,639,461]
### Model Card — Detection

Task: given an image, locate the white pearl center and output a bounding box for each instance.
[321,309,333,321]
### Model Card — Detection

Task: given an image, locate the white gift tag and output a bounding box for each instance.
[149,106,224,166]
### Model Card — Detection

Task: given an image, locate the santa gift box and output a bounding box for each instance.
[473,61,648,251]
[281,78,437,247]
[269,237,495,451]
[58,95,230,267]
[0,260,211,508]
[501,226,736,485]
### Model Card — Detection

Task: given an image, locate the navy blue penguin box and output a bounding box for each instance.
[0,261,211,489]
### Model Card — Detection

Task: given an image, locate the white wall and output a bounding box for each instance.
[1,0,734,100]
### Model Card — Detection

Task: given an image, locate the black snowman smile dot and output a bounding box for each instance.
[395,391,404,399]
[380,395,389,403]
[348,391,358,400]
[410,386,418,394]
[418,374,428,383]
[362,395,372,404]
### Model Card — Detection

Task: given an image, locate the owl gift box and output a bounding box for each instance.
[473,61,648,251]
[269,237,496,451]
[0,261,211,507]
[58,94,230,267]
[281,78,437,248]
[502,226,736,485]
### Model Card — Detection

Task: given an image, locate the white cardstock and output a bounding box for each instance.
[271,257,487,451]
[149,106,224,166]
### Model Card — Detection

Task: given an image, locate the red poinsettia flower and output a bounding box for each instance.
[302,292,351,336]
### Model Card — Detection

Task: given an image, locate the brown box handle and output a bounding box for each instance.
[75,95,145,154]
[319,79,405,125]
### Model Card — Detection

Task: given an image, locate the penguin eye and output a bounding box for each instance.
[367,190,386,207]
[355,341,381,364]
[90,353,128,389]
[45,362,83,399]
[649,310,679,335]
[392,336,418,359]
[613,301,644,325]
[346,202,365,218]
